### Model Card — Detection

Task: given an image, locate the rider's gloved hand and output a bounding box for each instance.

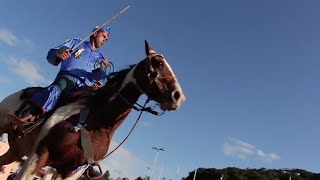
[91,81,102,91]
[57,46,71,61]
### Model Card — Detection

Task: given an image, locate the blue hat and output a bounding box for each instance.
[97,25,111,35]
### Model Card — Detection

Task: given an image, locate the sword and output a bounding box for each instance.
[71,5,131,52]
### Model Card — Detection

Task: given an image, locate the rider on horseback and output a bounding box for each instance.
[7,25,111,126]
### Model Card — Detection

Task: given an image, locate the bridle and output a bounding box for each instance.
[116,52,176,114]
[145,52,176,100]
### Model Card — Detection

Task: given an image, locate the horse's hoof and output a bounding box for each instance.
[86,166,103,179]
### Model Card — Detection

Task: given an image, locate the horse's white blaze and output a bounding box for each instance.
[162,58,175,76]
[162,59,186,109]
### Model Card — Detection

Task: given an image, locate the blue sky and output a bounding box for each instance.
[0,0,320,179]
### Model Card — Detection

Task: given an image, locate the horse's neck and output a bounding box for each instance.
[117,82,142,106]
[88,82,142,131]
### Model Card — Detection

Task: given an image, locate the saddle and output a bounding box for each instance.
[20,86,95,104]
[8,86,96,136]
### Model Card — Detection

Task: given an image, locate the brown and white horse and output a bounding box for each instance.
[0,40,185,179]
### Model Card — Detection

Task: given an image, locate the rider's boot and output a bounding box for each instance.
[73,107,89,132]
[73,123,85,132]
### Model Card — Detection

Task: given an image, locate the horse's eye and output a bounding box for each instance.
[153,61,163,68]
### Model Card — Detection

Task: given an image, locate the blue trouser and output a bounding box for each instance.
[29,75,77,114]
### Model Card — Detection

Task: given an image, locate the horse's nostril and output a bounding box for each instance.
[173,91,181,101]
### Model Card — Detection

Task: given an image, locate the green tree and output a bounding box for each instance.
[183,167,320,180]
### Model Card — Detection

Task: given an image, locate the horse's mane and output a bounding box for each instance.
[88,64,136,107]
[105,65,136,90]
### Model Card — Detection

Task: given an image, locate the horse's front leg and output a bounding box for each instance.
[15,153,39,180]
[16,147,49,180]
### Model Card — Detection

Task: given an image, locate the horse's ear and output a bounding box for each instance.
[145,40,156,56]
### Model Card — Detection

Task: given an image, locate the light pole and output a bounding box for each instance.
[283,170,300,180]
[193,162,200,180]
[158,165,164,180]
[175,166,180,180]
[150,147,165,180]
[192,168,198,180]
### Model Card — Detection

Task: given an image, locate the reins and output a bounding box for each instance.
[99,98,150,161]
[118,93,164,116]
[84,98,151,180]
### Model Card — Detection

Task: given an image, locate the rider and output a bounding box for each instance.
[8,25,111,124]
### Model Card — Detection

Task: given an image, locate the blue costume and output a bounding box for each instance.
[29,26,110,114]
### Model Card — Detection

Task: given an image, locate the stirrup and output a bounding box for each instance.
[7,113,35,125]
[73,123,85,132]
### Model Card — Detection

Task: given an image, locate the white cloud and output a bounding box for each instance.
[21,37,36,50]
[6,56,46,85]
[141,121,152,127]
[0,27,35,51]
[0,27,18,46]
[223,138,280,163]
[100,141,148,179]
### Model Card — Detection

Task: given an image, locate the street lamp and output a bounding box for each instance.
[192,168,198,180]
[192,161,202,180]
[220,174,224,180]
[282,170,300,180]
[150,147,165,180]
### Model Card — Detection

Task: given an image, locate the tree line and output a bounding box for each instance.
[78,167,320,180]
[183,167,320,180]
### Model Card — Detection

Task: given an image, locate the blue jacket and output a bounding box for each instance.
[47,38,107,87]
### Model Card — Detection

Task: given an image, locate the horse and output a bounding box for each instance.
[0,40,185,179]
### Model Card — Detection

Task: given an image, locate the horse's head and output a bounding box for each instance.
[133,40,185,110]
